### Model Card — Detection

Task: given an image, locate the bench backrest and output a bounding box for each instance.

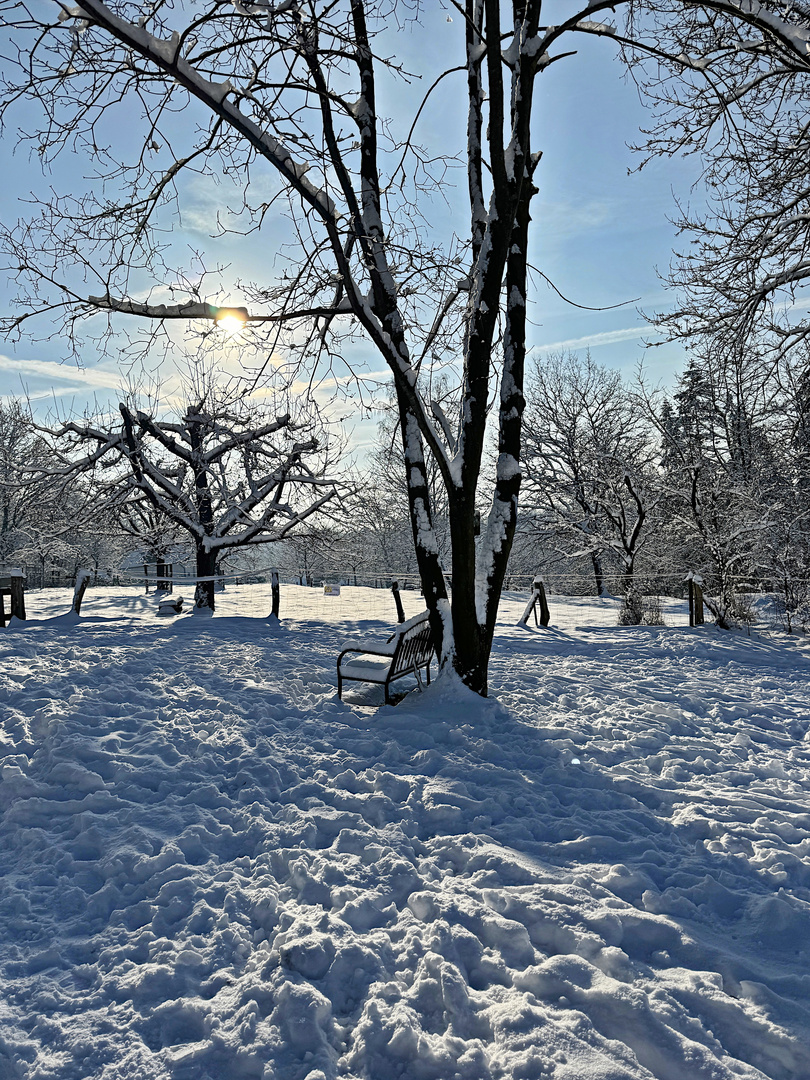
[390,617,434,677]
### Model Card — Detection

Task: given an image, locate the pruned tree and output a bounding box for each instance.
[38,391,342,612]
[2,0,810,690]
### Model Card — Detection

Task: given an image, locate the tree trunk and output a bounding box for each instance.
[620,559,635,598]
[194,544,216,613]
[591,551,605,597]
[466,165,534,694]
[270,569,280,618]
[187,406,217,614]
[398,397,450,662]
[449,491,486,692]
[72,569,90,615]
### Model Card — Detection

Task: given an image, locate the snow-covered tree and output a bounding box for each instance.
[2,1,810,689]
[649,77,810,366]
[523,353,658,600]
[116,500,185,585]
[754,348,810,628]
[350,401,451,581]
[638,354,777,625]
[39,392,342,612]
[0,399,59,564]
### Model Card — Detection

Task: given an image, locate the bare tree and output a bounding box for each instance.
[38,390,342,612]
[639,44,810,365]
[523,353,658,599]
[2,0,810,689]
[116,500,186,586]
[0,399,57,562]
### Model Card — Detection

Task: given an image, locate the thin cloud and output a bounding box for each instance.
[531,325,662,355]
[785,293,810,313]
[7,385,91,402]
[0,354,124,390]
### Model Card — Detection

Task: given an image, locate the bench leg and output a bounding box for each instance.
[10,577,25,621]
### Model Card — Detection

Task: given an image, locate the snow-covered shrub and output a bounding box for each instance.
[618,589,644,625]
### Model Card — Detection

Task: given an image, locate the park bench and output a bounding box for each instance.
[0,568,26,627]
[337,610,435,704]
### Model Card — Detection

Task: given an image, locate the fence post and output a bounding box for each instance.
[519,574,550,627]
[156,561,173,594]
[688,574,705,626]
[535,576,550,627]
[72,569,91,615]
[392,580,406,623]
[271,569,280,618]
[9,570,26,622]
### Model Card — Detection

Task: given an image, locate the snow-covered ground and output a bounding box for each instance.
[1,584,809,1080]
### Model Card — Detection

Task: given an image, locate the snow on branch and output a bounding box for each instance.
[87,297,224,320]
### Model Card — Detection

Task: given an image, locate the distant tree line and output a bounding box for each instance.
[341,347,810,632]
[3,340,809,630]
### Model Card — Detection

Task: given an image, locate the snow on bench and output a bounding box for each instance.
[157,596,184,616]
[337,611,435,704]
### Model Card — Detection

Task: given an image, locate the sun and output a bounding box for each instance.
[214,307,249,336]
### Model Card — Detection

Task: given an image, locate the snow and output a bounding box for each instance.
[2,584,810,1079]
[733,0,810,57]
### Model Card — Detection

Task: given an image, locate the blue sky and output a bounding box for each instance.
[0,9,703,448]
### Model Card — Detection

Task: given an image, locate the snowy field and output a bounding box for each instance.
[1,584,809,1080]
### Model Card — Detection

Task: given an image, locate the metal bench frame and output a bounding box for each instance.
[337,612,435,704]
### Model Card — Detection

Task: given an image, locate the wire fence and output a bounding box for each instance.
[214,581,427,624]
[13,567,800,635]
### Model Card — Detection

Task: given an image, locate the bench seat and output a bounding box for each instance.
[338,657,396,682]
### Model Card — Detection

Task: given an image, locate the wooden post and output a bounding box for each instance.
[519,574,550,627]
[691,574,699,626]
[156,561,173,594]
[271,569,280,618]
[9,571,26,621]
[694,581,704,625]
[688,575,705,626]
[392,580,406,623]
[536,577,550,627]
[72,569,91,615]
